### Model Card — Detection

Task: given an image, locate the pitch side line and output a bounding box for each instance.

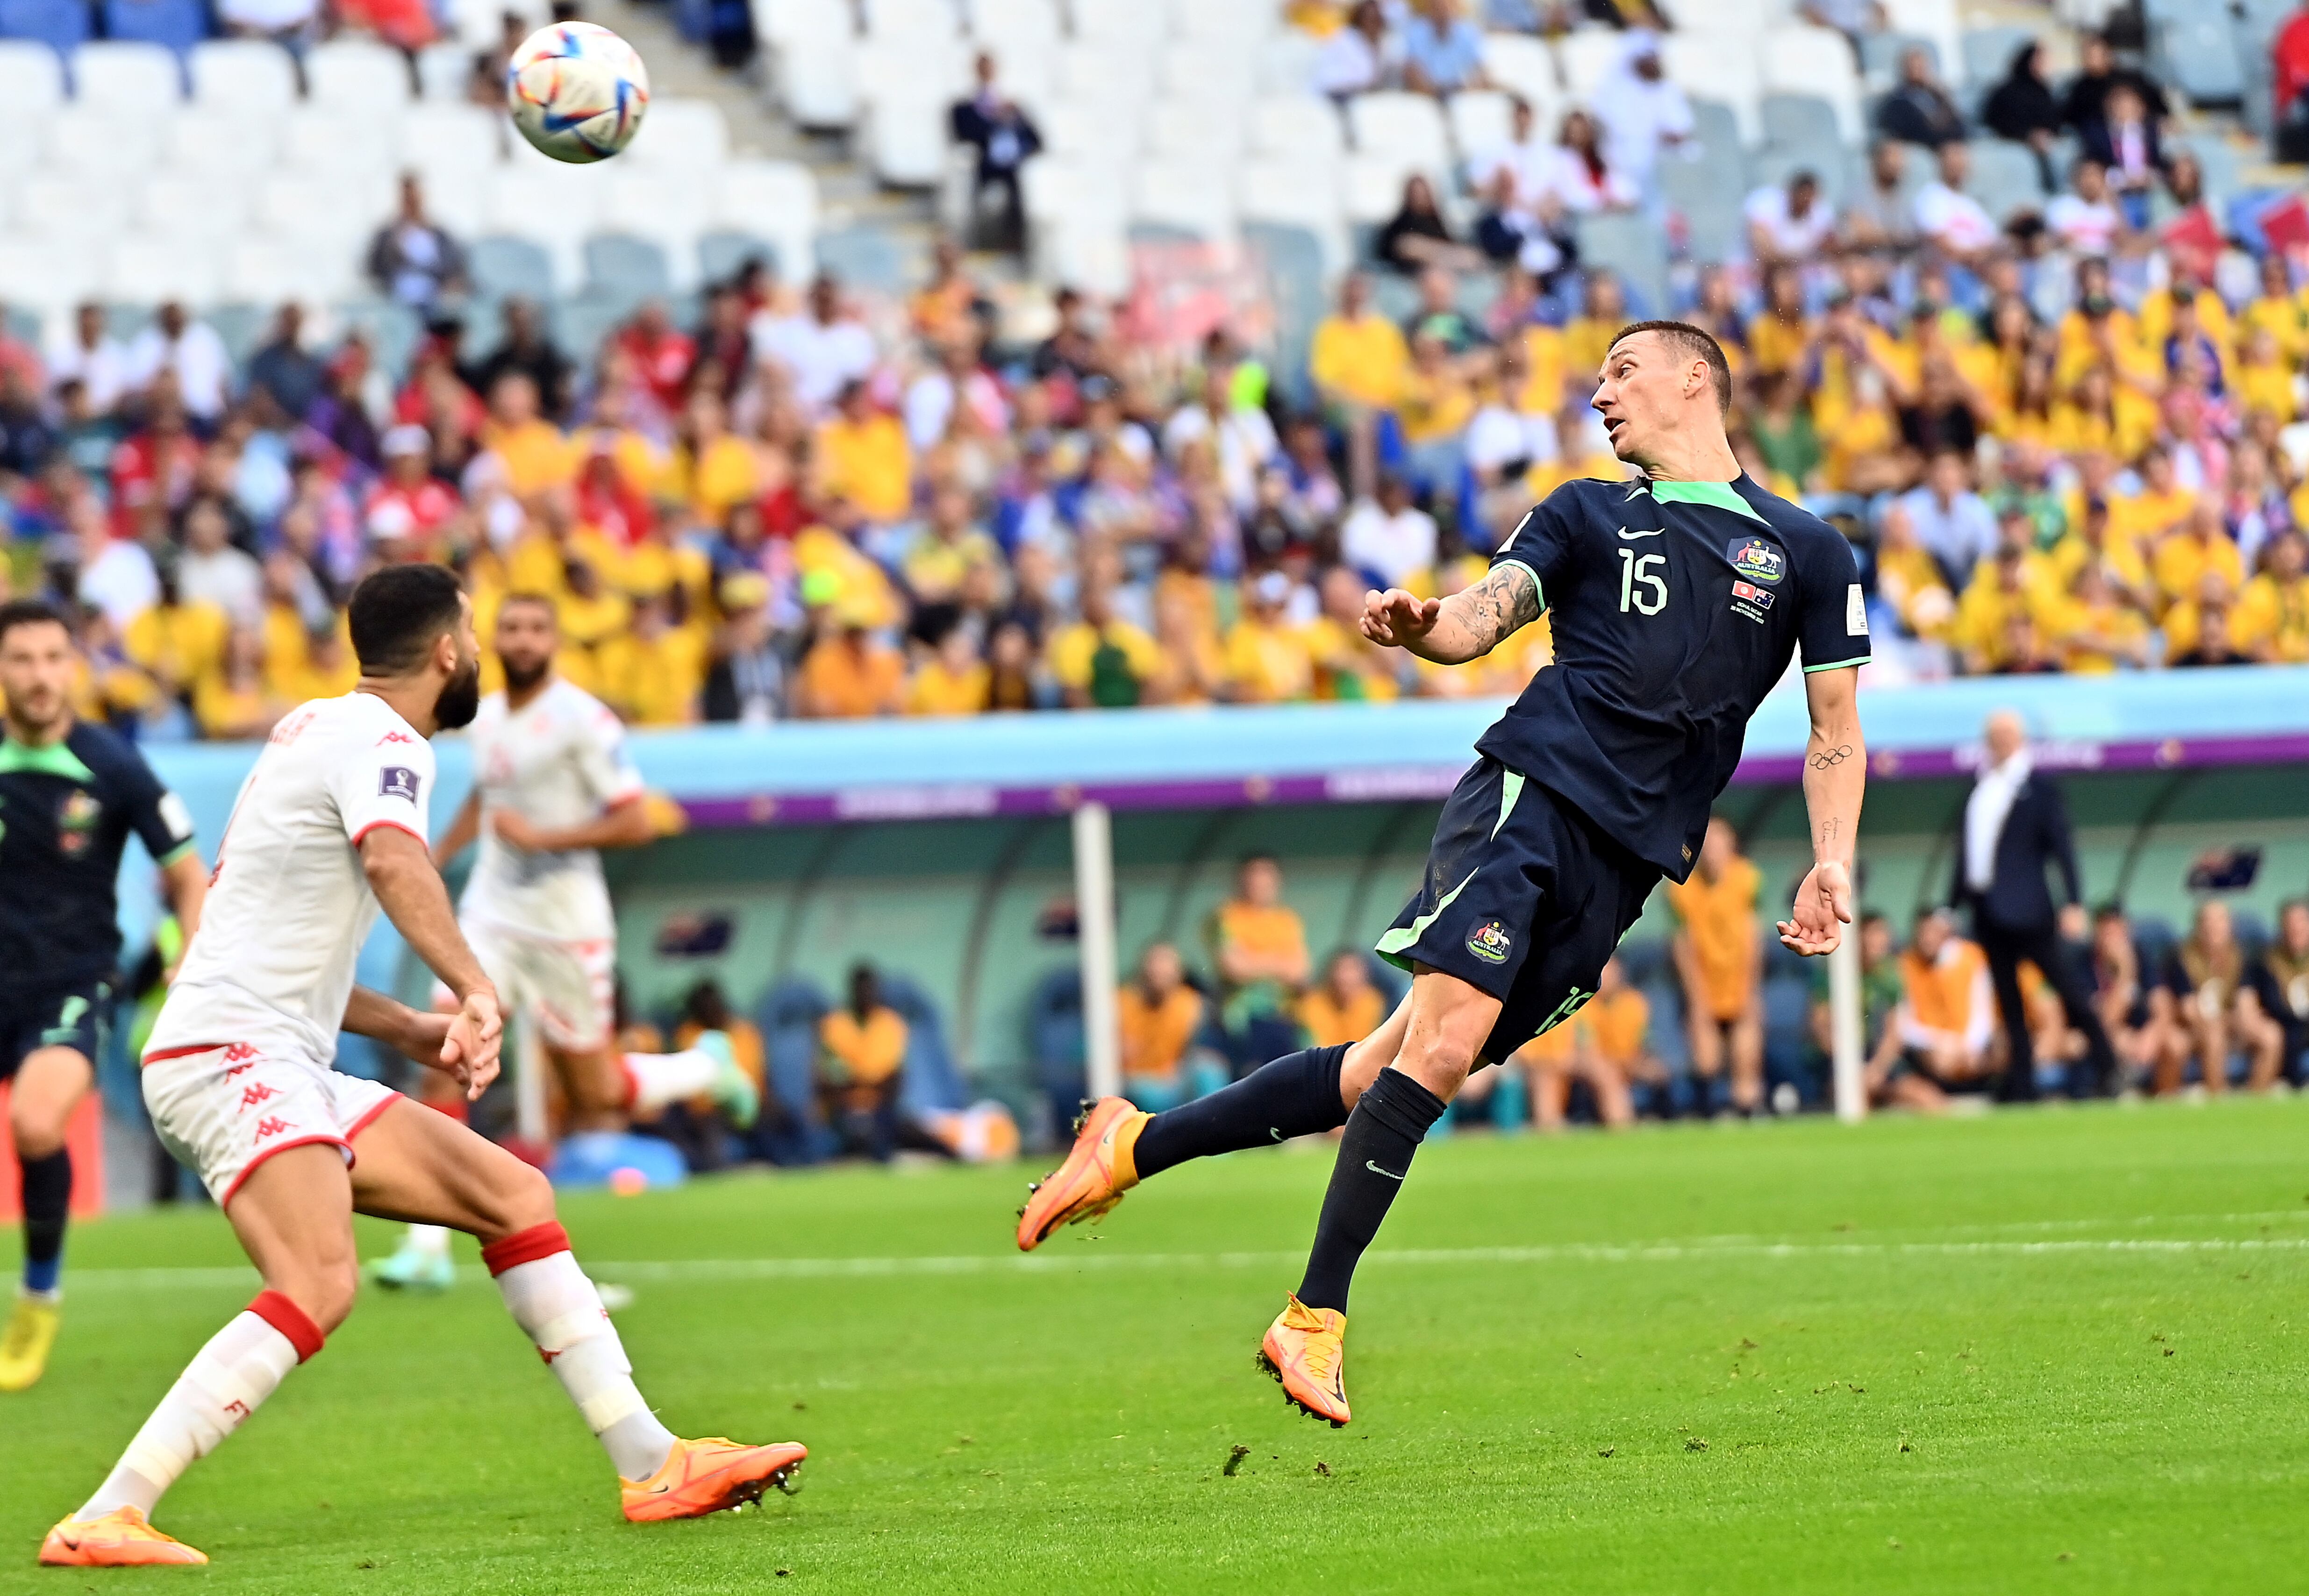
[57,1229,2309,1291]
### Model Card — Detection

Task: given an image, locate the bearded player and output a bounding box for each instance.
[42,568,802,1567]
[371,592,756,1290]
[0,600,207,1391]
[1015,321,1870,1425]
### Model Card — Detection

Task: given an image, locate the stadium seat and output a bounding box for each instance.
[71,40,182,114]
[1957,24,2034,96]
[1750,143,1844,208]
[1068,0,1167,50]
[1249,93,1344,166]
[1661,30,1761,145]
[306,39,413,110]
[1024,967,1086,1135]
[467,234,557,299]
[1576,211,1669,315]
[162,109,275,183]
[971,0,1061,55]
[1057,39,1145,104]
[814,222,910,293]
[2152,6,2245,107]
[97,0,204,61]
[1759,92,1842,157]
[0,236,92,319]
[1760,25,1863,142]
[1132,155,1235,239]
[1237,158,1347,273]
[754,976,836,1166]
[717,157,818,277]
[105,232,220,306]
[1556,28,1623,103]
[0,39,65,122]
[1658,156,1742,264]
[15,172,132,238]
[602,166,713,283]
[1965,136,2046,218]
[0,0,88,60]
[139,171,253,241]
[1343,150,1424,224]
[189,39,296,121]
[753,0,849,49]
[1040,96,1142,163]
[1145,95,1243,161]
[401,102,502,178]
[1253,26,1317,97]
[1688,97,1745,179]
[414,41,469,101]
[1880,0,1961,88]
[698,228,778,284]
[581,232,675,310]
[256,170,391,258]
[776,28,859,129]
[279,105,400,178]
[629,96,732,168]
[1347,91,1452,183]
[1480,32,1557,118]
[1034,208,1129,296]
[489,160,599,284]
[861,0,956,42]
[1447,89,1515,172]
[864,88,952,187]
[42,105,163,178]
[1172,0,1269,45]
[1021,151,1125,226]
[1156,36,1254,104]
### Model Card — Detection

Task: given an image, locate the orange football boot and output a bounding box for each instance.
[39,1506,208,1566]
[621,1437,807,1521]
[1015,1097,1149,1251]
[1257,1294,1350,1427]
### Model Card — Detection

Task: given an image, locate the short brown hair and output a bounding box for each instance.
[1608,320,1733,413]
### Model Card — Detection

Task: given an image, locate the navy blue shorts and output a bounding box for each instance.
[1377,759,1660,1063]
[0,978,113,1080]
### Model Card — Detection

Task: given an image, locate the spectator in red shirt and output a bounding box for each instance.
[109,388,201,537]
[364,424,461,558]
[614,303,697,420]
[2276,1,2309,160]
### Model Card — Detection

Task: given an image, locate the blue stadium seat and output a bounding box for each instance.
[812,224,908,296]
[1241,221,1326,411]
[1576,214,1668,317]
[1958,24,2035,94]
[467,235,555,301]
[2152,7,2245,107]
[697,230,778,287]
[1761,974,1820,1108]
[755,976,838,1166]
[878,972,970,1119]
[0,0,88,57]
[1760,92,1843,159]
[1750,144,1846,209]
[582,233,673,310]
[1660,158,1743,265]
[100,0,205,57]
[1966,137,2048,219]
[1026,967,1085,1146]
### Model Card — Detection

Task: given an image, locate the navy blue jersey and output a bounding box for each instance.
[1479,474,1869,882]
[0,721,196,994]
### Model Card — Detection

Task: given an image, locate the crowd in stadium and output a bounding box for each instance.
[1,5,2308,743]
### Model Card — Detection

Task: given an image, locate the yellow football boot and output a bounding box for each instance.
[1257,1294,1351,1427]
[621,1437,807,1521]
[39,1507,207,1567]
[0,1290,60,1392]
[1015,1097,1149,1251]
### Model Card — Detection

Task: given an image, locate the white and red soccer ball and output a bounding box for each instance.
[505,21,651,164]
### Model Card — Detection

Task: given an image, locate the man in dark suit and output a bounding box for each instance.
[949,52,1043,254]
[1947,710,2118,1100]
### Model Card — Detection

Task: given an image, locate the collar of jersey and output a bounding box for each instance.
[1646,477,1767,525]
[0,734,94,782]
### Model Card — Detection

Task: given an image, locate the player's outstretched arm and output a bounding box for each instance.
[492,795,655,854]
[360,826,502,1095]
[431,789,482,869]
[1359,563,1540,665]
[1779,664,1865,957]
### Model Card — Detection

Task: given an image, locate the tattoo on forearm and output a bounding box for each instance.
[1819,817,1840,848]
[1460,564,1540,650]
[1808,744,1853,769]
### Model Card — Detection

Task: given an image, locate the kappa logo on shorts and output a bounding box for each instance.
[238,1082,280,1112]
[379,765,422,803]
[252,1116,294,1141]
[1726,536,1787,584]
[1466,920,1514,965]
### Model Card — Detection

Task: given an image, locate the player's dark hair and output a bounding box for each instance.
[349,564,464,675]
[1608,319,1733,413]
[0,597,70,646]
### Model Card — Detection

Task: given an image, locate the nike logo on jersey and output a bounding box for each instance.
[1269,1127,1285,1142]
[1365,1160,1405,1181]
[1616,526,1662,539]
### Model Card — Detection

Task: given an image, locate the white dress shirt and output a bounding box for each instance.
[1964,750,2031,892]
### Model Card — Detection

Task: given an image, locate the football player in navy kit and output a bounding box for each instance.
[0,600,207,1391]
[1015,321,1869,1425]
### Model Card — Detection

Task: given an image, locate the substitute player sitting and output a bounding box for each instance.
[0,600,207,1391]
[41,568,801,1568]
[1017,321,1868,1426]
[372,593,756,1289]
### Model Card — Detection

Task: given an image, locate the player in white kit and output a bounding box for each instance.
[372,594,755,1290]
[41,568,804,1568]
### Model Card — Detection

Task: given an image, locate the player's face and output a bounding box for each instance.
[1592,333,1701,465]
[495,601,559,690]
[0,620,75,736]
[434,598,484,731]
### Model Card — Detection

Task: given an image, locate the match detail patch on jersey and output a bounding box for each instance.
[1467,920,1513,965]
[1847,584,1869,635]
[1726,536,1786,584]
[1730,580,1775,622]
[379,767,422,804]
[158,791,195,843]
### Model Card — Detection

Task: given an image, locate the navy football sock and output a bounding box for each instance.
[21,1149,71,1297]
[1296,1069,1448,1313]
[1131,1045,1350,1180]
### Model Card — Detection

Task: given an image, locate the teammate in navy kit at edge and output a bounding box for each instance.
[0,600,208,1392]
[1014,321,1870,1428]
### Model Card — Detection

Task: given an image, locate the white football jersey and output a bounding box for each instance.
[148,693,435,1066]
[457,677,643,942]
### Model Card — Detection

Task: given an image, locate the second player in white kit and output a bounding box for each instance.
[373,595,754,1290]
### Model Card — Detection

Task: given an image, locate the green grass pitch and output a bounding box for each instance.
[6,1099,2309,1593]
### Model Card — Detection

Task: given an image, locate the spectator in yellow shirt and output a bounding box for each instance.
[2233,531,2309,662]
[1952,542,2065,674]
[1303,565,1402,702]
[2240,251,2309,362]
[2107,445,2197,552]
[1222,570,1315,703]
[2042,495,2152,610]
[2051,563,2151,673]
[1529,954,1648,1130]
[816,964,916,1161]
[478,370,576,498]
[1299,949,1387,1048]
[191,625,283,740]
[600,591,705,725]
[814,380,914,524]
[1871,502,1957,641]
[1116,942,1224,1111]
[123,573,229,705]
[1207,852,1311,1067]
[1666,817,1763,1117]
[671,387,759,527]
[1308,271,1409,413]
[901,485,1003,607]
[2234,324,2299,425]
[1561,271,1626,381]
[907,624,991,715]
[1048,584,1163,708]
[2149,499,2244,611]
[794,602,907,718]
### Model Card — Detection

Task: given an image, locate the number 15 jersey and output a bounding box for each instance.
[1480,474,1869,884]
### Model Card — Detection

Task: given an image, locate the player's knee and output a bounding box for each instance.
[8,1096,67,1158]
[277,1254,360,1334]
[480,1158,558,1241]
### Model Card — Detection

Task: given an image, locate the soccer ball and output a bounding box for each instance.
[505,22,650,164]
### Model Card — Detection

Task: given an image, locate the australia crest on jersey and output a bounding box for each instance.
[57,788,101,856]
[1726,536,1787,584]
[1466,919,1514,965]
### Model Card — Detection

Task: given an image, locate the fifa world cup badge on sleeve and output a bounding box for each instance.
[379,767,422,804]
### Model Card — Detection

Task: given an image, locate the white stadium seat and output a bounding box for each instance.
[307,40,416,110]
[1144,96,1243,161]
[43,107,163,179]
[602,168,713,285]
[1661,29,1761,143]
[1038,209,1129,296]
[165,107,281,178]
[628,97,732,168]
[970,0,1061,54]
[411,165,487,237]
[279,106,401,178]
[1236,157,1347,271]
[1156,37,1255,103]
[19,173,134,239]
[777,29,859,129]
[0,236,95,319]
[1172,0,1272,44]
[1881,0,1961,86]
[487,160,599,283]
[0,42,67,126]
[1448,89,1516,168]
[717,157,820,276]
[1132,155,1234,238]
[1021,152,1128,225]
[1347,91,1452,182]
[401,102,503,176]
[226,236,343,306]
[72,42,184,117]
[864,89,951,187]
[1761,24,1863,141]
[857,36,969,106]
[1344,150,1425,221]
[1069,0,1168,49]
[1256,28,1319,96]
[415,42,472,100]
[256,170,394,249]
[1040,95,1143,161]
[107,234,222,306]
[1249,94,1345,165]
[862,0,958,41]
[1481,33,1559,116]
[1556,28,1623,102]
[189,39,298,122]
[1057,40,1148,104]
[140,173,255,242]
